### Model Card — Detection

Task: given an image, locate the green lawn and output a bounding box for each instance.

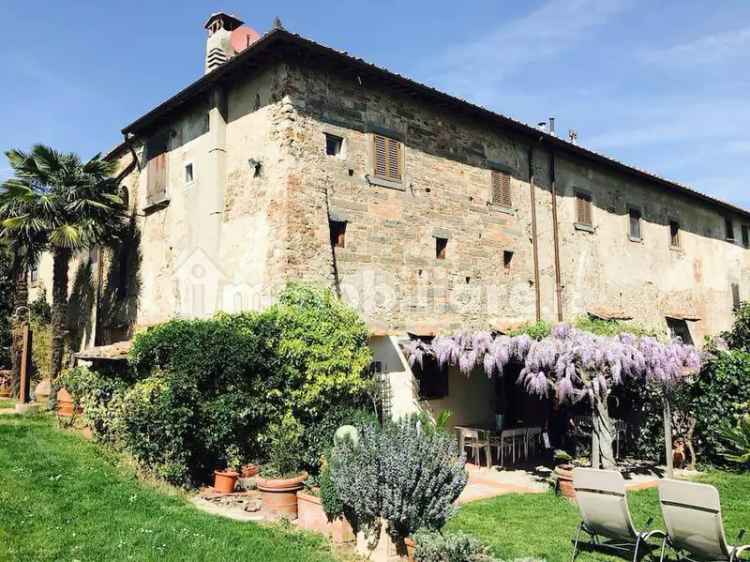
[447,471,750,562]
[0,398,15,409]
[0,414,341,562]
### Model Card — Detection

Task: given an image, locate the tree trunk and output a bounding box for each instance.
[663,393,674,479]
[591,405,600,469]
[9,253,29,396]
[50,247,72,380]
[592,397,616,469]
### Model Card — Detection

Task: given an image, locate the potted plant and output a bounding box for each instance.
[297,461,355,543]
[553,449,576,499]
[213,444,242,494]
[0,372,11,398]
[256,413,308,518]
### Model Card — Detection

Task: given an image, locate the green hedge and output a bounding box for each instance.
[64,284,374,487]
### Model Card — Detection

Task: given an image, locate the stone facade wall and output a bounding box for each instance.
[279,60,750,340]
[31,58,750,347]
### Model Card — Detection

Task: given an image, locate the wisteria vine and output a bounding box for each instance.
[401,324,703,404]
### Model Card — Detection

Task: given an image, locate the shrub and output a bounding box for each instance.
[261,412,304,478]
[329,418,468,538]
[718,403,750,467]
[319,460,343,518]
[413,529,492,562]
[118,371,202,486]
[299,405,377,474]
[722,302,750,352]
[690,350,750,465]
[58,365,127,442]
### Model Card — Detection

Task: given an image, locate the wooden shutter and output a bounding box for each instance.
[373,134,401,181]
[576,192,592,225]
[146,132,169,204]
[491,170,512,207]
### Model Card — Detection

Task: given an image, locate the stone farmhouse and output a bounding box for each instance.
[31,13,750,422]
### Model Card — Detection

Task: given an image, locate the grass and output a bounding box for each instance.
[0,414,342,562]
[0,398,15,409]
[447,471,750,562]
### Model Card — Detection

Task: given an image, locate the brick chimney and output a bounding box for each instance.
[204,13,260,74]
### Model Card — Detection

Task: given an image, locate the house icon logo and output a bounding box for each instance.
[174,248,228,318]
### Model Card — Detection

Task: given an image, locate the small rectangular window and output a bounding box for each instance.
[325,133,343,157]
[725,217,735,241]
[185,163,194,184]
[373,134,402,182]
[732,283,741,311]
[628,207,642,240]
[670,220,681,248]
[435,237,448,260]
[30,264,38,283]
[503,250,514,271]
[742,225,749,248]
[576,191,593,226]
[491,170,512,207]
[330,220,347,248]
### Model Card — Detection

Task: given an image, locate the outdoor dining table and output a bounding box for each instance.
[455,424,539,467]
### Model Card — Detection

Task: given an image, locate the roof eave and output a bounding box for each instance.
[120,30,750,220]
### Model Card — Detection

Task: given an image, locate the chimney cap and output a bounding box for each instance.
[204,12,244,31]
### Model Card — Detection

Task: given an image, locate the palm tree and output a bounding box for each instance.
[0,144,124,379]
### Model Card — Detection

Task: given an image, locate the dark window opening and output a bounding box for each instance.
[576,191,593,226]
[666,318,693,345]
[743,225,749,248]
[185,163,194,184]
[503,250,514,271]
[628,208,642,240]
[330,220,347,248]
[726,217,735,241]
[325,134,343,156]
[491,170,512,207]
[435,237,448,260]
[412,339,449,399]
[669,221,681,248]
[732,283,741,311]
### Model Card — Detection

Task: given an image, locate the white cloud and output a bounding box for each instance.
[643,26,750,65]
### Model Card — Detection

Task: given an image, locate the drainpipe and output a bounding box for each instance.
[550,151,563,322]
[528,146,541,322]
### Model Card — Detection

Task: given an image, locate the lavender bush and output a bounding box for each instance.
[328,418,468,538]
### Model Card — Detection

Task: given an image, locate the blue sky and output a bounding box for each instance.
[2,0,748,209]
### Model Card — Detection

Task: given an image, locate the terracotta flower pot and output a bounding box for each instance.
[404,536,416,562]
[555,464,576,499]
[297,490,355,544]
[241,463,259,478]
[256,472,308,518]
[56,388,75,417]
[213,470,239,494]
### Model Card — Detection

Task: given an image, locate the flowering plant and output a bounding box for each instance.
[402,323,703,469]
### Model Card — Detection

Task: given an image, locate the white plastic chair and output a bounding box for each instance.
[571,468,665,562]
[461,428,491,468]
[658,479,749,562]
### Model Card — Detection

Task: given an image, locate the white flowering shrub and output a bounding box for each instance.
[328,418,468,538]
